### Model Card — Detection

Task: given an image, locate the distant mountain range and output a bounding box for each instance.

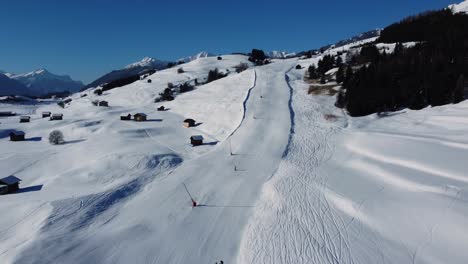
[0,69,83,97]
[85,57,170,89]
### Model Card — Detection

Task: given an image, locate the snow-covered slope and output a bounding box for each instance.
[238,58,468,264]
[449,0,468,14]
[1,51,468,264]
[10,69,83,96]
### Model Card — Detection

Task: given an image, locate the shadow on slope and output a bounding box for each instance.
[14,153,183,264]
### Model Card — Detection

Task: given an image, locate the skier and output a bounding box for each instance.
[192,199,197,207]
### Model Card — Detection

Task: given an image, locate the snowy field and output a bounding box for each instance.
[1,53,468,264]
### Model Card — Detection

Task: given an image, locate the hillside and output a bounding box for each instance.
[1,1,468,264]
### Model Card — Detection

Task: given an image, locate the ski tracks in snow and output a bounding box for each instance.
[238,67,358,264]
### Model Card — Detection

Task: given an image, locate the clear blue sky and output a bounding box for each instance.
[0,0,459,84]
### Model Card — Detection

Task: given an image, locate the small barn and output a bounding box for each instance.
[9,131,25,141]
[190,135,204,146]
[134,113,147,122]
[0,111,16,117]
[50,113,63,121]
[98,101,109,107]
[42,111,51,118]
[157,106,165,111]
[120,114,132,120]
[0,176,21,195]
[20,116,31,123]
[183,118,196,128]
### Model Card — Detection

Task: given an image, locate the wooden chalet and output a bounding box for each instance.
[183,118,196,128]
[134,113,147,122]
[50,113,63,121]
[120,114,132,120]
[9,131,25,141]
[190,135,204,146]
[0,111,16,117]
[19,116,31,123]
[98,101,109,107]
[42,111,51,118]
[0,176,21,195]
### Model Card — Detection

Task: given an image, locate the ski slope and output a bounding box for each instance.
[1,53,468,264]
[238,59,468,264]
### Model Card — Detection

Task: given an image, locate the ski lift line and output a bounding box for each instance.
[183,183,194,201]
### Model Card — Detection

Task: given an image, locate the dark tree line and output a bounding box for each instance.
[339,9,468,116]
[102,75,140,92]
[206,68,227,83]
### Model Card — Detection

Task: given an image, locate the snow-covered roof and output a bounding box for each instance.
[134,113,147,116]
[10,131,25,136]
[52,113,63,116]
[20,116,30,119]
[0,175,22,185]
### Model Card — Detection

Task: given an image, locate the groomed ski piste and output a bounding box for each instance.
[1,52,468,264]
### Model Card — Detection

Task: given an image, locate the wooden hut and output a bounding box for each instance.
[147,79,152,83]
[98,101,109,107]
[50,113,63,121]
[190,135,204,146]
[134,113,147,122]
[157,106,165,111]
[0,176,21,195]
[42,111,51,118]
[183,118,196,128]
[20,116,31,123]
[120,114,132,120]
[0,111,16,117]
[9,131,25,141]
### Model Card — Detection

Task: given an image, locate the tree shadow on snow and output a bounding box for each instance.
[146,119,163,122]
[64,139,87,145]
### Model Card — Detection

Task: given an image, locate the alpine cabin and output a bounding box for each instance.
[190,135,204,146]
[0,176,21,195]
[50,113,63,121]
[183,118,196,128]
[42,112,51,118]
[9,131,25,141]
[19,116,31,123]
[134,113,147,122]
[120,114,132,120]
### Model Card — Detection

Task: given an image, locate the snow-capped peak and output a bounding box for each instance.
[178,51,214,63]
[449,0,468,14]
[125,57,159,69]
[266,51,297,59]
[7,68,83,96]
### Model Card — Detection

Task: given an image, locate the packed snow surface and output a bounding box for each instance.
[1,54,468,264]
